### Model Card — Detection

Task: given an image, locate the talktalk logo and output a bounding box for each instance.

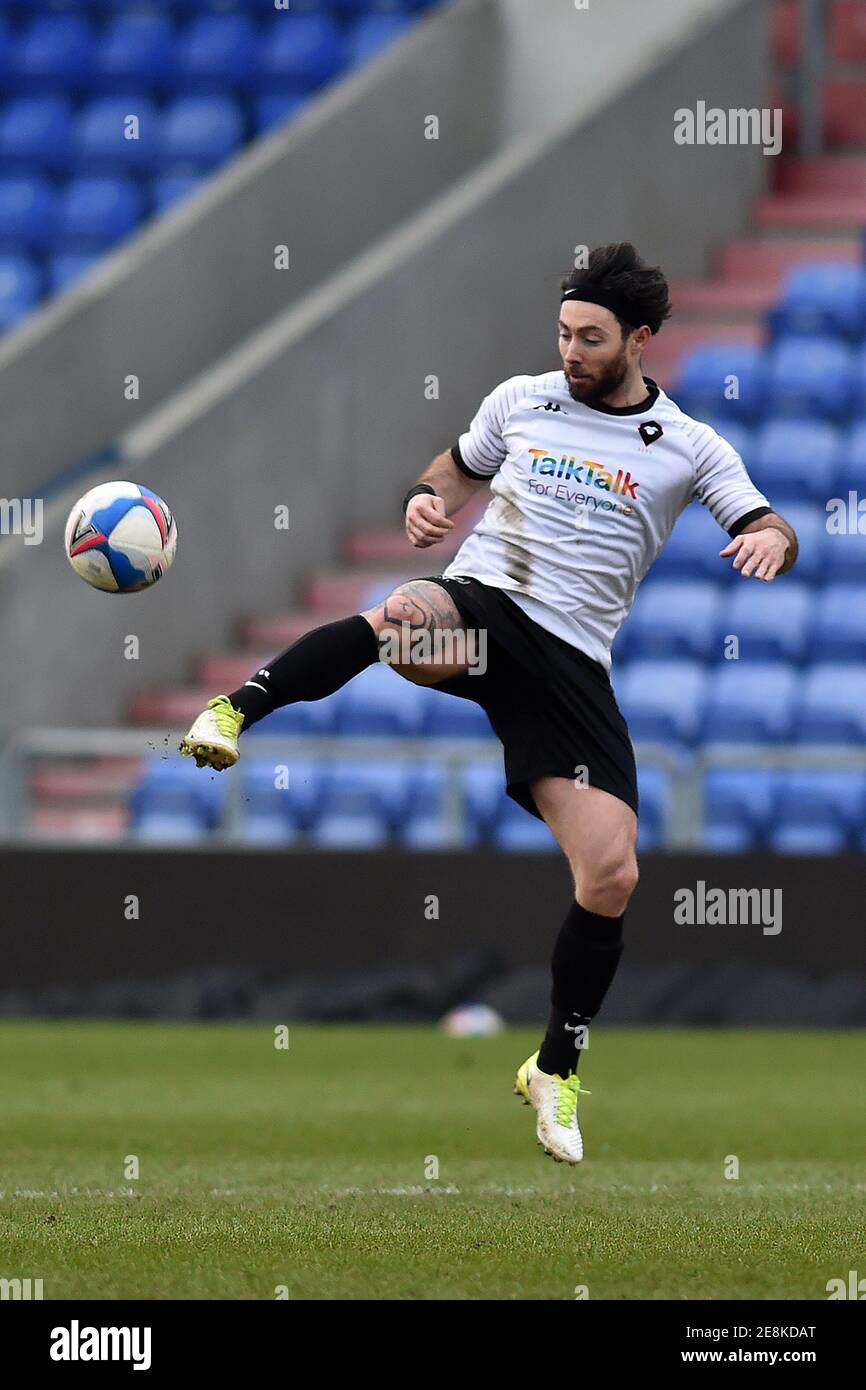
[528,449,640,500]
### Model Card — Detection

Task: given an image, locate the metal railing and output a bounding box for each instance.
[4,726,866,851]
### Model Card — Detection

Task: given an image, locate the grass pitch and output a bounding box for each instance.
[1,1021,863,1300]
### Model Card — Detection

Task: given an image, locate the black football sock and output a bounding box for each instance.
[227,614,380,730]
[536,901,625,1078]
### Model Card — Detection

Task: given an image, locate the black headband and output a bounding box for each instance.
[561,284,650,333]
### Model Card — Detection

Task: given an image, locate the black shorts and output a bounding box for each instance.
[425,575,638,821]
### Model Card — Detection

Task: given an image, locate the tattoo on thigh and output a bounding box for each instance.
[383,581,463,636]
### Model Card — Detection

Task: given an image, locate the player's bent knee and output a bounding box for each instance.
[578,854,638,916]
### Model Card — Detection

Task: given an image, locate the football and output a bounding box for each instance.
[64,481,178,593]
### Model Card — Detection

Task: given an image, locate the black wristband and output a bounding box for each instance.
[402,483,437,515]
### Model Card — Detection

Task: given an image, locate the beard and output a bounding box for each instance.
[563,346,630,405]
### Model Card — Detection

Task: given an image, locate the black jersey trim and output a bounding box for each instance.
[581,377,661,416]
[450,442,492,481]
[727,505,773,539]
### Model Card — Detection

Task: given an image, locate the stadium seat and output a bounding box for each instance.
[853,344,866,416]
[159,96,244,170]
[319,759,410,824]
[0,176,57,251]
[252,93,309,134]
[12,16,97,91]
[776,768,866,834]
[0,253,41,327]
[836,421,866,494]
[618,660,707,744]
[626,581,724,660]
[0,97,74,170]
[129,759,225,830]
[702,766,777,851]
[73,98,160,172]
[651,503,731,582]
[810,584,866,661]
[636,764,672,845]
[243,756,323,828]
[771,501,825,583]
[819,511,866,580]
[490,803,558,852]
[795,665,866,742]
[175,15,261,90]
[397,761,452,848]
[55,176,144,250]
[345,14,414,65]
[769,262,866,342]
[310,807,391,848]
[258,15,346,92]
[151,173,203,214]
[460,761,508,838]
[702,662,798,743]
[750,419,840,502]
[337,662,427,735]
[46,252,99,293]
[768,822,847,854]
[134,811,210,844]
[94,14,177,92]
[765,336,855,421]
[425,685,493,738]
[719,581,814,662]
[675,344,766,422]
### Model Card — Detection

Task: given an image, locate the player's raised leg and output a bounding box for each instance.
[180,580,469,768]
[514,777,638,1164]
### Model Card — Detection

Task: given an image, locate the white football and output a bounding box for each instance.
[64,481,177,593]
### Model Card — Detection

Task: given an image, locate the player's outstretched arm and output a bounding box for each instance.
[404,449,489,549]
[719,512,798,581]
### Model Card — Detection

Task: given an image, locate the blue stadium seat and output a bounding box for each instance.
[130,759,225,830]
[651,503,729,582]
[768,822,847,854]
[319,759,409,823]
[776,769,866,836]
[345,14,413,64]
[796,665,866,743]
[337,662,427,735]
[702,766,777,851]
[618,660,707,744]
[47,252,99,293]
[151,173,203,213]
[810,584,866,661]
[772,501,825,583]
[244,756,323,827]
[94,14,177,92]
[720,582,813,662]
[159,96,244,169]
[0,253,41,327]
[765,336,855,421]
[310,808,390,848]
[636,764,672,845]
[135,811,209,844]
[836,421,866,494]
[626,581,723,660]
[175,15,261,90]
[398,761,451,848]
[769,262,866,343]
[258,15,346,91]
[252,92,309,133]
[56,176,144,250]
[675,344,766,423]
[0,176,57,251]
[12,16,96,91]
[425,685,493,738]
[819,513,866,580]
[701,662,797,743]
[73,97,160,171]
[0,97,74,170]
[490,803,558,852]
[750,419,840,503]
[460,761,507,838]
[854,344,866,416]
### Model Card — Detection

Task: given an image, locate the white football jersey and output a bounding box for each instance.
[443,370,770,670]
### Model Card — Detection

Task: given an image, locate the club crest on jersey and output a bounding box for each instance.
[528,448,640,499]
[638,421,664,447]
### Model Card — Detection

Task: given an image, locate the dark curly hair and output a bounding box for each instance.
[561,243,672,336]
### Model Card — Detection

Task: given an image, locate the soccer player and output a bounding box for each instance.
[181,243,797,1164]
